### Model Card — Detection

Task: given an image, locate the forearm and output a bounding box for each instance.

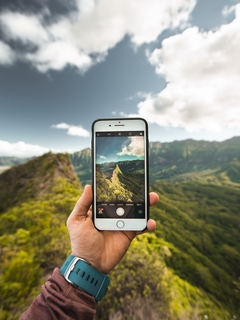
[20,268,97,320]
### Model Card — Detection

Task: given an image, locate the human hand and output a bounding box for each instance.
[67,185,159,274]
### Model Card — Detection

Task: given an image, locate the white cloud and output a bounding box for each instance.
[0,0,196,72]
[72,0,197,51]
[222,5,236,17]
[26,40,92,72]
[67,126,90,137]
[52,123,70,129]
[0,140,59,157]
[136,4,240,132]
[117,136,144,157]
[0,11,49,45]
[0,40,16,65]
[52,123,89,137]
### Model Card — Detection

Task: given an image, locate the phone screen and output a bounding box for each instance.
[95,130,146,219]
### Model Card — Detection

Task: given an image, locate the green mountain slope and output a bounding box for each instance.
[97,160,145,202]
[64,137,240,185]
[97,233,232,320]
[2,137,240,186]
[0,154,233,320]
[70,148,92,185]
[150,181,240,316]
[96,163,133,202]
[1,140,240,319]
[0,153,82,319]
[149,137,240,183]
[0,152,80,213]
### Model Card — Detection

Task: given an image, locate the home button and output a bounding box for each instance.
[116,220,125,229]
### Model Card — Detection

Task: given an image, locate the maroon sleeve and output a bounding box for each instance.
[20,268,97,320]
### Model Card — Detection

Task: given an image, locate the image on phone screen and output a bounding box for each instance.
[95,131,145,219]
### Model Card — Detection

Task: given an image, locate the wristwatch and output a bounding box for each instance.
[60,254,110,301]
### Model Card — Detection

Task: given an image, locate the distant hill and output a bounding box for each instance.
[1,137,240,185]
[70,148,92,185]
[149,136,240,182]
[0,156,30,174]
[0,156,30,166]
[69,137,240,185]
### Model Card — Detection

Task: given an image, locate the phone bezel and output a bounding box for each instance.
[91,118,149,231]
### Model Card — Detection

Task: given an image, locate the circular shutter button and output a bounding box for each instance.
[116,207,125,216]
[116,220,125,229]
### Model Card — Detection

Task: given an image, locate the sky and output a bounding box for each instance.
[0,0,240,157]
[96,136,144,164]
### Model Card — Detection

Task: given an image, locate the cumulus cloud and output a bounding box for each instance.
[72,0,196,51]
[0,140,59,157]
[26,41,92,73]
[0,0,196,72]
[117,136,144,157]
[0,11,49,45]
[0,40,16,65]
[52,123,90,137]
[134,4,240,132]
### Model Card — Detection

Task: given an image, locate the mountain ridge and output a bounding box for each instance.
[0,152,80,213]
[1,136,240,185]
[0,142,239,318]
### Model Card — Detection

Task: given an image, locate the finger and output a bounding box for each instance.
[146,219,156,232]
[149,192,159,206]
[118,193,159,240]
[69,184,93,220]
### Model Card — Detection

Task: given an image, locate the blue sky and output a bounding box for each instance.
[96,136,144,164]
[0,0,240,157]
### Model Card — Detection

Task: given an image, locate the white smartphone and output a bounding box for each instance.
[92,118,149,231]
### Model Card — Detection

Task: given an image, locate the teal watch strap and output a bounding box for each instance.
[60,254,110,301]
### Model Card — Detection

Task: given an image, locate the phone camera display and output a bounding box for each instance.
[95,131,145,219]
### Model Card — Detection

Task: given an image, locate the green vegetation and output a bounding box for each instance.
[96,163,133,202]
[0,137,240,319]
[148,137,240,183]
[96,160,144,202]
[0,175,81,319]
[0,152,80,213]
[61,137,240,186]
[117,160,145,202]
[0,153,82,319]
[97,234,232,320]
[149,181,240,316]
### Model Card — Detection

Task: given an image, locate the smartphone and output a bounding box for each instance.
[92,118,149,231]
